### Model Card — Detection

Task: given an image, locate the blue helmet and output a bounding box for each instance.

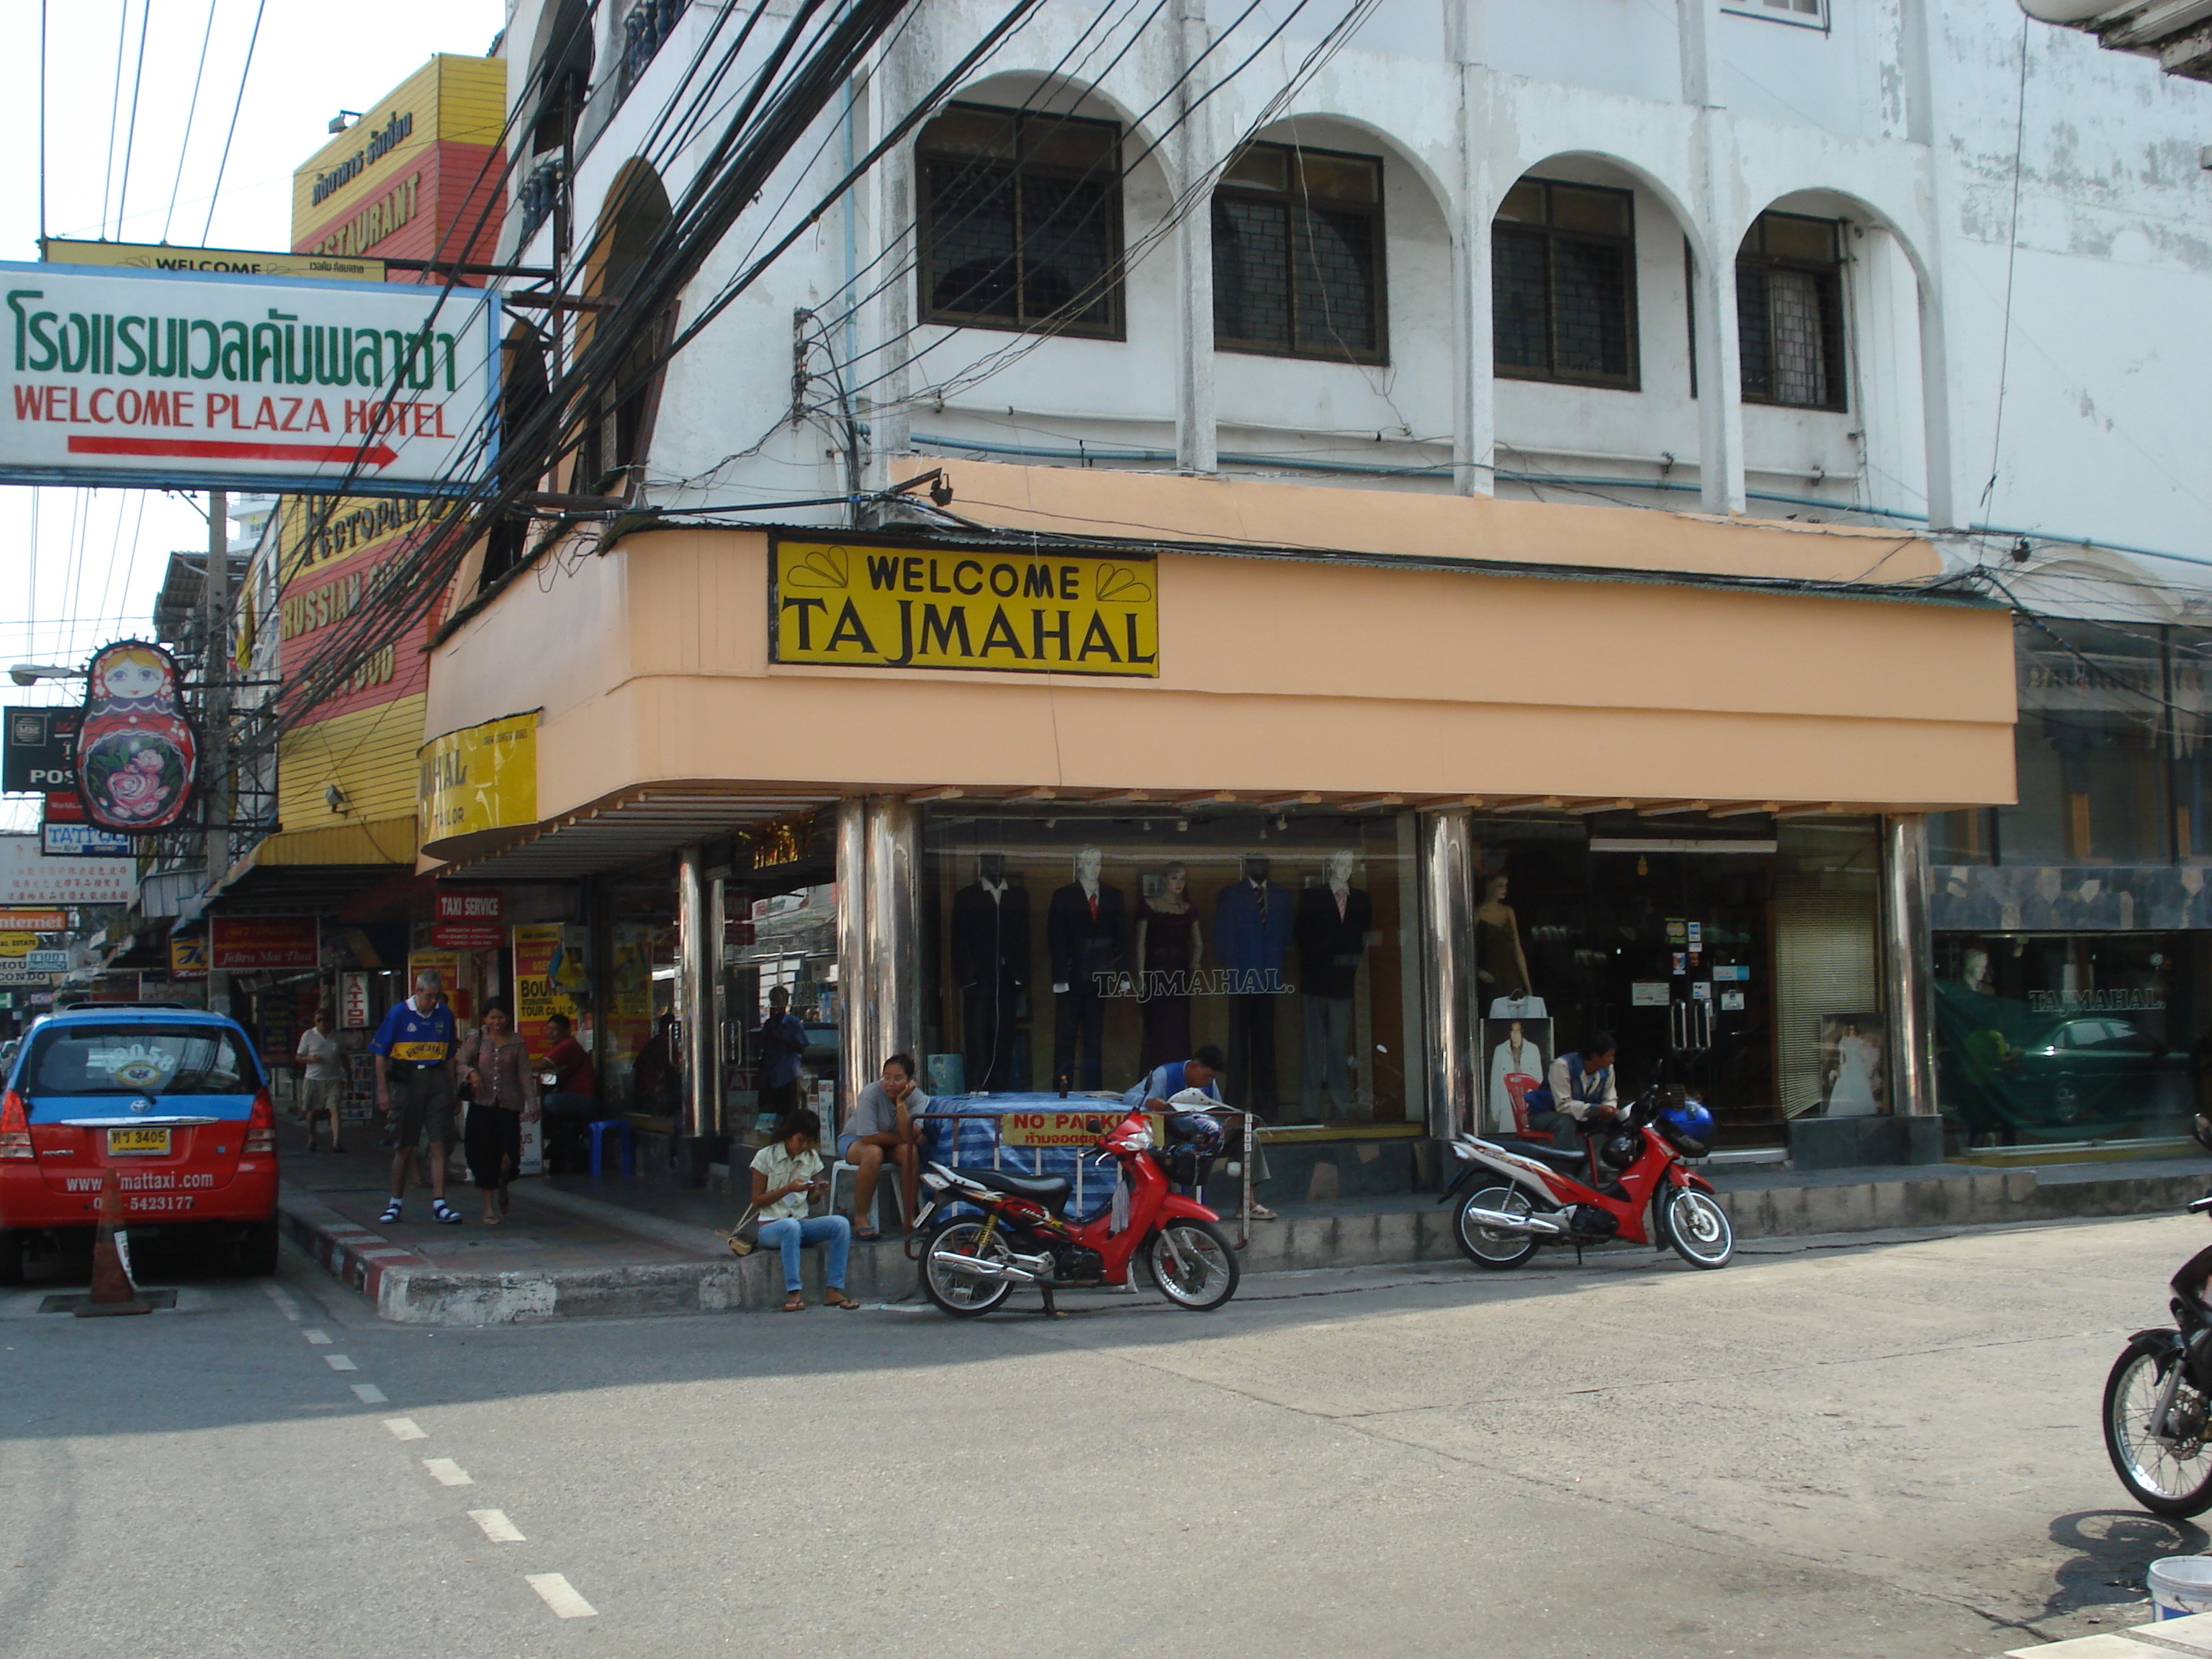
[1655,1098,1714,1158]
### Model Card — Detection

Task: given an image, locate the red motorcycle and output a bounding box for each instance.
[914,1106,1241,1317]
[1442,1088,1734,1270]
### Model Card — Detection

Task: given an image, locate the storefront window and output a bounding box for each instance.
[1935,931,2208,1145]
[920,804,1419,1124]
[725,884,842,1143]
[2002,619,2169,865]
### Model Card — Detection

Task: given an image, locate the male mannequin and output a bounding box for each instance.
[1295,849,1371,1116]
[950,852,1029,1090]
[1045,846,1126,1090]
[1215,854,1292,1110]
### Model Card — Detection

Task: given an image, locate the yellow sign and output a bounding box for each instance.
[999,1110,1123,1148]
[42,237,385,283]
[418,712,539,845]
[170,935,208,979]
[770,537,1159,678]
[0,932,39,958]
[290,55,505,243]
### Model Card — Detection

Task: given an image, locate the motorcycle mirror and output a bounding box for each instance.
[1084,1118,1103,1134]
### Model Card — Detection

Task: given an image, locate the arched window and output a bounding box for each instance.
[917,103,1123,338]
[1736,212,1846,411]
[574,163,674,495]
[529,0,594,157]
[1212,142,1385,363]
[1492,176,1639,390]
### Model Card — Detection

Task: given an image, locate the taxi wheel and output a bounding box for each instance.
[0,1229,21,1287]
[237,1218,279,1277]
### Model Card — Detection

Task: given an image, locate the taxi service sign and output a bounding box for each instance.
[770,534,1159,678]
[0,262,499,495]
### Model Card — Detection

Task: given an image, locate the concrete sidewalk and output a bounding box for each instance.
[275,1112,2212,1325]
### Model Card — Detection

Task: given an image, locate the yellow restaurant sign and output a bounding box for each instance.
[770,536,1159,678]
[418,711,538,844]
[42,237,385,283]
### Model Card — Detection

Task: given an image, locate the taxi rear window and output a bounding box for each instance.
[27,1026,258,1098]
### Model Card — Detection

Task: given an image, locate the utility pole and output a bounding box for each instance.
[204,488,229,1017]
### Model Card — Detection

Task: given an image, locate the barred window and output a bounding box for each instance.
[1736,212,1846,411]
[917,105,1122,339]
[1491,178,1638,390]
[1722,0,1829,27]
[1212,143,1385,363]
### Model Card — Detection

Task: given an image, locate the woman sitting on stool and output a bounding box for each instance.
[751,1107,858,1313]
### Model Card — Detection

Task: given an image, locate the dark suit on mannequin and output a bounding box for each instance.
[1046,856,1128,1090]
[1295,876,1372,1113]
[1215,858,1292,1109]
[950,855,1029,1092]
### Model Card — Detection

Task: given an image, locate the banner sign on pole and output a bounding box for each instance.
[0,262,500,495]
[4,706,78,793]
[43,821,133,858]
[41,237,386,284]
[210,915,320,971]
[0,908,68,932]
[0,835,135,905]
[76,642,198,832]
[169,935,209,979]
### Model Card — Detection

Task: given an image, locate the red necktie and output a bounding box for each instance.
[1088,894,1098,920]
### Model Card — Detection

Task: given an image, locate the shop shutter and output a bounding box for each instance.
[1773,894,1878,1118]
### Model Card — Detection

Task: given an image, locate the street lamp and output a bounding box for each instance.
[8,665,83,686]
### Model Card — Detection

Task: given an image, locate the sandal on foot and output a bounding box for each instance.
[824,1290,860,1309]
[378,1200,403,1224]
[781,1292,806,1312]
[853,1223,882,1241]
[1249,1203,1280,1220]
[431,1200,464,1225]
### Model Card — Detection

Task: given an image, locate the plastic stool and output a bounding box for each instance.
[587,1118,634,1178]
[827,1159,906,1231]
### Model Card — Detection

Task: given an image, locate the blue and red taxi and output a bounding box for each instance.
[0,1004,279,1282]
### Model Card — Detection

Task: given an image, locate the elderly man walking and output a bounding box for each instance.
[372,970,464,1226]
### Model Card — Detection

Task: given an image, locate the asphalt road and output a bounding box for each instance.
[0,1213,2205,1659]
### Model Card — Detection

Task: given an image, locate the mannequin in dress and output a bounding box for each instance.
[1295,849,1371,1116]
[1046,845,1126,1091]
[950,852,1029,1091]
[1475,873,1533,1002]
[1215,853,1292,1110]
[1488,1019,1544,1134]
[1134,861,1203,1072]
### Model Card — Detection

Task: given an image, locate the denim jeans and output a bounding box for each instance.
[757,1215,850,1292]
[541,1090,598,1120]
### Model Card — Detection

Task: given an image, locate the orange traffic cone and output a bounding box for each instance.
[76,1168,150,1318]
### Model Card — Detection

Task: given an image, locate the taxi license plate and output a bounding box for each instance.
[107,1128,171,1156]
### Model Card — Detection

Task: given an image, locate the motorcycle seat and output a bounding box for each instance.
[1498,1137,1593,1173]
[953,1166,1073,1205]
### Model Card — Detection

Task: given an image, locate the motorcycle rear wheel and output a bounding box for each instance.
[1454,1184,1541,1270]
[2105,1339,2212,1517]
[1664,1189,1735,1269]
[1146,1218,1241,1311]
[920,1218,1015,1318]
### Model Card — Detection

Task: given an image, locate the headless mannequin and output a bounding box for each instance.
[950,852,1028,1091]
[1046,846,1126,1091]
[1297,849,1371,1116]
[1216,853,1291,1110]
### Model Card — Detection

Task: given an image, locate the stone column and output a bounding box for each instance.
[675,842,720,1183]
[1419,810,1476,1140]
[1883,814,1937,1123]
[1449,0,1495,497]
[1679,0,1747,516]
[835,799,871,1136]
[866,796,921,1074]
[1173,0,1218,473]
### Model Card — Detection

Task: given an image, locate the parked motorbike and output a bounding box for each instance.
[2103,1193,2212,1516]
[1441,1088,1734,1271]
[914,1106,1241,1318]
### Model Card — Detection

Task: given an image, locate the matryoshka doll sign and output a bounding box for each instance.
[76,641,198,832]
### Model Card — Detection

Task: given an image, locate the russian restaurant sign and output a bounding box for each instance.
[0,263,500,495]
[210,915,320,971]
[418,711,537,845]
[769,535,1159,678]
[76,642,197,832]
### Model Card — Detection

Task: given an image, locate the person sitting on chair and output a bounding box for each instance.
[838,1053,929,1240]
[1525,1033,1619,1145]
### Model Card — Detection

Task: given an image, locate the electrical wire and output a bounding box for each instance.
[1979,17,2031,521]
[199,0,265,244]
[163,0,222,244]
[99,1,130,242]
[114,0,152,239]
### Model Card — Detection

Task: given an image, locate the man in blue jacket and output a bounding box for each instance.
[372,970,463,1226]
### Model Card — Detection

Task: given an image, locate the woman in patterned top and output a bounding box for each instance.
[750,1108,856,1312]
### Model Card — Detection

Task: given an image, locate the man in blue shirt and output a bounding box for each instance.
[757,985,808,1119]
[1123,1045,1277,1218]
[371,969,462,1225]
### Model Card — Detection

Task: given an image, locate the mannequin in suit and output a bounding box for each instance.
[1046,846,1127,1090]
[1215,853,1292,1110]
[1295,849,1372,1116]
[950,852,1028,1091]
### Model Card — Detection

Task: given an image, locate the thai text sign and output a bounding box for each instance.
[0,836,134,905]
[770,536,1159,678]
[42,238,385,284]
[418,712,537,845]
[0,263,499,494]
[211,915,320,971]
[998,1111,1117,1149]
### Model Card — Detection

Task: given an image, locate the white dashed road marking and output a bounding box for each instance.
[323,1354,358,1372]
[350,1383,387,1404]
[526,1574,596,1619]
[468,1509,525,1543]
[383,1418,426,1441]
[259,1283,300,1321]
[302,1328,331,1344]
[423,1458,473,1486]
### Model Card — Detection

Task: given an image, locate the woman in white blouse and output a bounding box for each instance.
[750,1107,857,1311]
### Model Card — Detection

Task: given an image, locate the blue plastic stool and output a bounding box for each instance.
[587,1118,634,1178]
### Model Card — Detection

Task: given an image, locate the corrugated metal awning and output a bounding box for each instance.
[434,788,841,881]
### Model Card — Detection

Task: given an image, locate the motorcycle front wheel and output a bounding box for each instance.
[1665,1188,1735,1269]
[1454,1184,1540,1270]
[920,1218,1015,1318]
[2105,1339,2212,1516]
[1146,1218,1241,1311]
